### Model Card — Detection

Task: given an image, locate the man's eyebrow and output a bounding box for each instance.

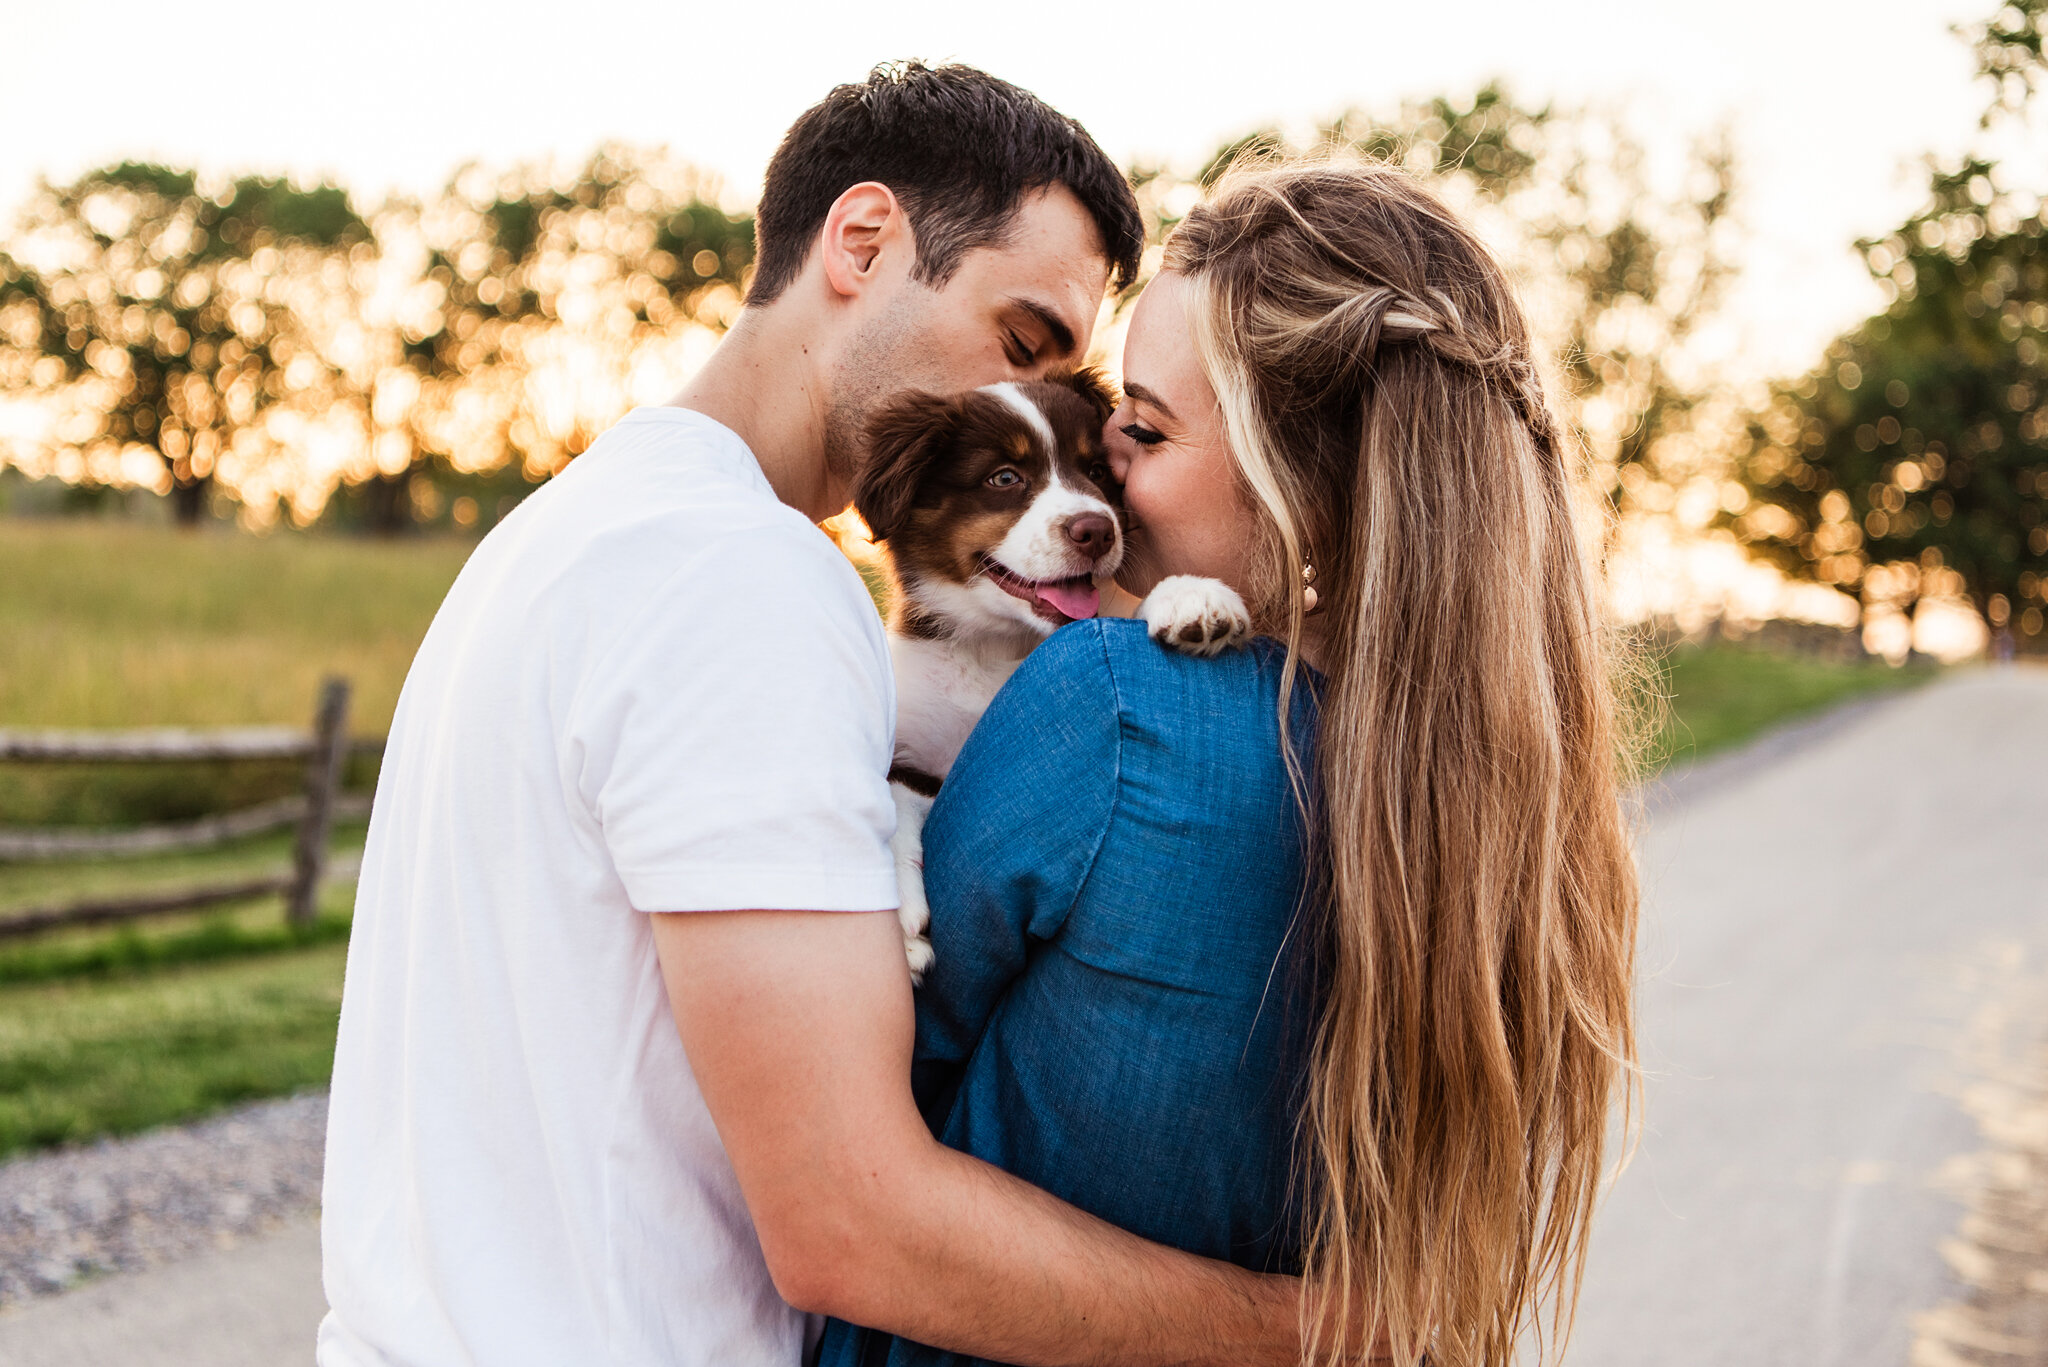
[1122,381,1177,421]
[1005,297,1076,358]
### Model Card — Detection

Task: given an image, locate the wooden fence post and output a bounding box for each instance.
[286,677,351,929]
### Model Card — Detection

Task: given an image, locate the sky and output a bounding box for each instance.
[1,0,2022,383]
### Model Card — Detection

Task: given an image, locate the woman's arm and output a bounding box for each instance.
[911,623,1122,1109]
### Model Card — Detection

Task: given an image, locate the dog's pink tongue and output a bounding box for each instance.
[1038,579,1100,621]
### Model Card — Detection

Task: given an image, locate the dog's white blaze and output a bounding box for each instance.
[982,381,1059,458]
[990,477,1118,587]
[982,387,1123,588]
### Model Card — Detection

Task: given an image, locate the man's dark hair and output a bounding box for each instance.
[748,62,1144,305]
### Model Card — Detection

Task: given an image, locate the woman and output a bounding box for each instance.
[818,160,1640,1367]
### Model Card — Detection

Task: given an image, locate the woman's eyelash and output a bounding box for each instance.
[1120,422,1166,447]
[1006,332,1034,364]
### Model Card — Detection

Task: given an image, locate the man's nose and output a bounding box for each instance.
[1063,513,1117,562]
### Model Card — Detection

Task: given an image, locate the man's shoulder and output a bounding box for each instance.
[516,410,869,610]
[547,407,780,526]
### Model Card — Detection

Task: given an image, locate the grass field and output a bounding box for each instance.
[0,517,1943,1155]
[0,933,348,1155]
[1644,637,1928,772]
[0,520,472,731]
[0,520,474,827]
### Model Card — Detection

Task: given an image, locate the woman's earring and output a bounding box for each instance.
[1301,561,1320,615]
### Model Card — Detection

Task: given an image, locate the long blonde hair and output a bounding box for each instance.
[1163,161,1640,1367]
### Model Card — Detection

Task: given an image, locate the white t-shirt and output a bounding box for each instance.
[318,407,899,1367]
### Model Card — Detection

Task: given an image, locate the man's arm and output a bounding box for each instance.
[651,905,1305,1367]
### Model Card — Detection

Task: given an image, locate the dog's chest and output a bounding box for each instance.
[888,635,1025,780]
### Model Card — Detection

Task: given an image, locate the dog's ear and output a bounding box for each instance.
[1056,366,1119,427]
[855,391,961,542]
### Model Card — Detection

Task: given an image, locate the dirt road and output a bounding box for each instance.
[1569,666,2048,1366]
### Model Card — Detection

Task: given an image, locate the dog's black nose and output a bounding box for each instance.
[1064,514,1116,561]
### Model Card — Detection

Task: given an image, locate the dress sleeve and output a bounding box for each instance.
[911,621,1123,1107]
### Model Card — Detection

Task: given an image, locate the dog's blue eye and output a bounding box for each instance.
[987,468,1023,489]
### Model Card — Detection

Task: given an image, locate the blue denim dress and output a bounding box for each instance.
[814,617,1323,1367]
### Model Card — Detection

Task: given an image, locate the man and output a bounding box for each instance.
[319,63,1306,1366]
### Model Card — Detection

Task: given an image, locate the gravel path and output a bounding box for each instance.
[0,1091,325,1308]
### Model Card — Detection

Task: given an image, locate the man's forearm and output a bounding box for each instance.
[795,1133,1300,1367]
[652,908,1327,1367]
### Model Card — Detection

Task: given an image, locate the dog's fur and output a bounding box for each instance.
[854,372,1251,976]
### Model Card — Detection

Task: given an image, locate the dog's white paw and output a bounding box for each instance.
[891,782,936,984]
[1139,575,1252,657]
[904,924,935,982]
[897,865,933,984]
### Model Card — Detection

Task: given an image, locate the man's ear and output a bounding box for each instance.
[819,182,905,300]
[1057,366,1119,427]
[854,392,961,542]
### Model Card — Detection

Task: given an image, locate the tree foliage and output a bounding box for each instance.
[0,150,750,531]
[1971,0,2048,123]
[1724,0,2048,647]
[1132,85,1738,524]
[0,164,368,523]
[325,147,752,532]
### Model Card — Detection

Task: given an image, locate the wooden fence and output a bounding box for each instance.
[0,678,380,938]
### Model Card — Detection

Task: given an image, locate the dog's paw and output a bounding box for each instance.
[891,781,935,984]
[904,929,935,982]
[897,875,933,984]
[1139,575,1252,657]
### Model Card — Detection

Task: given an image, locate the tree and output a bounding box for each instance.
[1130,86,1738,530]
[0,163,368,524]
[323,147,753,532]
[1724,0,2048,649]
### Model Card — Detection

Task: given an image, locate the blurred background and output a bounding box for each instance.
[0,2,2044,1363]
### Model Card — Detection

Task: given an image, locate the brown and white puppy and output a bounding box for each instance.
[854,371,1251,976]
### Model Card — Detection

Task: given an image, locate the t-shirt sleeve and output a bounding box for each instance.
[912,622,1121,1105]
[567,524,899,914]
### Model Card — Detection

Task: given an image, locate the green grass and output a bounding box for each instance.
[0,831,358,1156]
[0,518,445,1151]
[0,520,472,732]
[0,903,353,987]
[0,938,347,1157]
[0,822,366,917]
[0,519,469,826]
[0,849,356,1157]
[0,519,446,1155]
[1645,637,1931,772]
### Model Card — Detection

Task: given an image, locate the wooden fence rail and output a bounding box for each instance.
[0,794,373,861]
[0,727,315,763]
[0,677,375,938]
[0,731,385,764]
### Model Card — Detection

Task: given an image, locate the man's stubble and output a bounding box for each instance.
[821,286,947,494]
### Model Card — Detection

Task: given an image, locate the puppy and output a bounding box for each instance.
[853,371,1253,977]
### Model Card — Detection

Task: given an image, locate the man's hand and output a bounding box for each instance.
[650,906,1309,1367]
